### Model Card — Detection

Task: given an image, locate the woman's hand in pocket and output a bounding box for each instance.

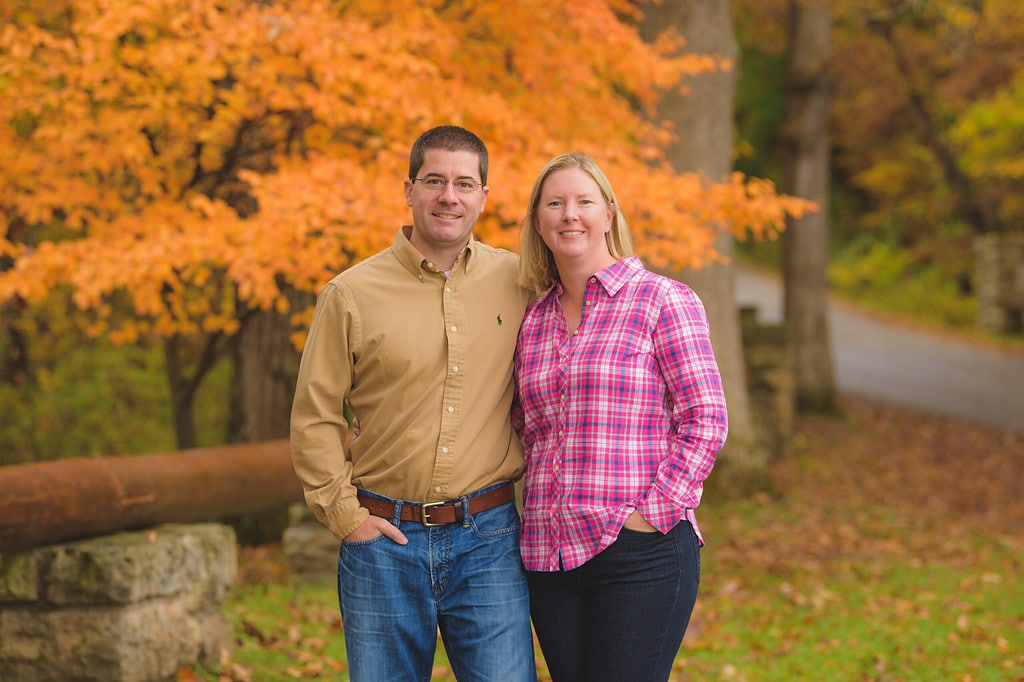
[623,510,657,533]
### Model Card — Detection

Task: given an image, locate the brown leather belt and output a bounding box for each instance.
[357,483,514,527]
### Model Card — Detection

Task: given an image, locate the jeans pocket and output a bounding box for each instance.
[469,502,522,539]
[340,532,391,547]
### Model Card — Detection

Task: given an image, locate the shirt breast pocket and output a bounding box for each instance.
[616,336,656,374]
[589,335,661,407]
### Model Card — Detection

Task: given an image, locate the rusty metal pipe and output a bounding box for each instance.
[0,440,303,553]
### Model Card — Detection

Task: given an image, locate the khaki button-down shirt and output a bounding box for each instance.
[290,226,531,540]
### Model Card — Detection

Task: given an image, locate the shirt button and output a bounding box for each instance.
[445,286,451,293]
[442,447,449,453]
[452,366,459,372]
[435,486,442,493]
[450,325,458,332]
[447,406,455,413]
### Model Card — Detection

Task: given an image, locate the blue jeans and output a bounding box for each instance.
[337,483,537,681]
[526,521,701,682]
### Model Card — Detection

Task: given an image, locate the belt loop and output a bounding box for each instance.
[461,496,471,527]
[392,500,403,526]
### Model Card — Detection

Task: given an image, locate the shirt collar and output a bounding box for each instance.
[542,256,642,302]
[593,256,642,297]
[393,225,476,280]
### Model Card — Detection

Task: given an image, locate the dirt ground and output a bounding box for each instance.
[705,392,1024,577]
[789,393,1024,539]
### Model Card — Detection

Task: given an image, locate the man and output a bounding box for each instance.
[290,126,535,681]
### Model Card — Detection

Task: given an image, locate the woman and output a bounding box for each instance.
[512,152,728,681]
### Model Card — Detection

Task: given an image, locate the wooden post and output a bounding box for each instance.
[0,440,302,553]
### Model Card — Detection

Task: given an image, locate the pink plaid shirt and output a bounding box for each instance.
[512,257,728,572]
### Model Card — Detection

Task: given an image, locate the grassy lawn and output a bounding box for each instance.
[183,395,1024,681]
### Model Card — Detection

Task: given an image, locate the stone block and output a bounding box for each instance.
[0,552,40,602]
[0,523,236,682]
[282,504,339,584]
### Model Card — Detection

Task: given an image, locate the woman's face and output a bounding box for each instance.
[535,167,614,271]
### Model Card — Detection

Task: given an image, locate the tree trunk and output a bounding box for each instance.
[640,0,772,496]
[163,332,228,449]
[0,298,30,386]
[225,300,304,544]
[164,336,200,450]
[781,0,837,412]
[228,301,303,444]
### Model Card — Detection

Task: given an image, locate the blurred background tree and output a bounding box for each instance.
[733,0,1024,335]
[640,0,777,493]
[7,0,1019,480]
[0,0,808,464]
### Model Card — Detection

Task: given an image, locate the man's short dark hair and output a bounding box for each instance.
[409,126,489,185]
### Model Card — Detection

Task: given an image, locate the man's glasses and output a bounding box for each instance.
[412,176,483,194]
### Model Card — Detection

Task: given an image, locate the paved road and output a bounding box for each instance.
[734,267,1024,435]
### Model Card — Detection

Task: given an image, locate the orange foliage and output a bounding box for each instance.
[0,0,812,343]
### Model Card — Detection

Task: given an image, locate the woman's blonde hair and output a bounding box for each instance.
[518,152,633,294]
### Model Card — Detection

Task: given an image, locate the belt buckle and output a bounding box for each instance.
[421,501,448,527]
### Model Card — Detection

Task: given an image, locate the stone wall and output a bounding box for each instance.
[0,523,236,682]
[740,305,795,461]
[975,232,1024,335]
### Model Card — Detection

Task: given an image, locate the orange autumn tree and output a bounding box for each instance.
[0,0,811,449]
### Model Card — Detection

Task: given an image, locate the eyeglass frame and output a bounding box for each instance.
[410,174,484,194]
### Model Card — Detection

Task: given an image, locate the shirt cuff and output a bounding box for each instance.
[637,485,688,534]
[319,499,370,542]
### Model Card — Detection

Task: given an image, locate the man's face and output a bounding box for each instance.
[404,149,488,261]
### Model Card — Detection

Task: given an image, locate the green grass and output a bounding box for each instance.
[677,546,1022,681]
[185,396,1024,681]
[192,521,1022,681]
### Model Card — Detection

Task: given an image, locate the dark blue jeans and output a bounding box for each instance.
[527,521,701,682]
